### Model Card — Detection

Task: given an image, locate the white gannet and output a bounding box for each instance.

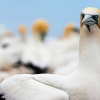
[0,27,31,82]
[0,33,20,69]
[1,7,100,100]
[0,31,21,82]
[46,24,79,74]
[60,24,79,40]
[20,19,51,74]
[16,25,28,65]
[17,25,28,54]
[18,25,27,43]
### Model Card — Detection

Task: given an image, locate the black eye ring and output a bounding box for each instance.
[92,15,99,21]
[81,13,85,20]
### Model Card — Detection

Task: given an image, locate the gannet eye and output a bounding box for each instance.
[81,13,85,20]
[92,15,98,21]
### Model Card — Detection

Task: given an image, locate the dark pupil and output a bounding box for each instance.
[81,13,85,19]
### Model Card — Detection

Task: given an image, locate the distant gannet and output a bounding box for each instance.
[20,19,51,74]
[47,24,79,73]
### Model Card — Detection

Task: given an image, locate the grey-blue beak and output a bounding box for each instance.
[82,13,98,26]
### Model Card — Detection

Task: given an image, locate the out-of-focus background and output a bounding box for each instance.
[0,0,100,82]
[0,0,100,37]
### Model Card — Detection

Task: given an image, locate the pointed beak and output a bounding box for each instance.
[82,14,98,26]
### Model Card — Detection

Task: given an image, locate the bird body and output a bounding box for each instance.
[19,19,51,74]
[21,39,50,69]
[0,37,20,69]
[46,25,79,74]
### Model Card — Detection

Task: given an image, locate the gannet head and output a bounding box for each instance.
[81,7,100,31]
[18,25,27,42]
[32,19,49,41]
[19,25,26,35]
[64,24,79,37]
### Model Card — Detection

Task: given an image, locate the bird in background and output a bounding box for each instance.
[18,25,27,43]
[17,25,28,56]
[46,24,79,74]
[19,19,51,74]
[32,19,48,41]
[0,21,80,82]
[0,26,30,82]
[0,27,20,70]
[60,24,79,40]
[52,25,79,75]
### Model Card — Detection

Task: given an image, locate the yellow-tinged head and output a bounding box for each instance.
[32,19,48,34]
[63,24,79,37]
[32,19,49,40]
[19,25,26,34]
[80,7,100,30]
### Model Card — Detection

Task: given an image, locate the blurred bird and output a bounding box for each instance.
[18,25,27,43]
[46,24,79,74]
[20,19,51,74]
[0,27,21,69]
[13,25,28,65]
[0,36,20,69]
[32,19,48,41]
[60,24,79,39]
[1,7,100,100]
[0,31,22,82]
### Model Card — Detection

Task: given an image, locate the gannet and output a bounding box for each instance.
[1,7,100,100]
[18,25,27,43]
[0,27,29,82]
[0,33,20,69]
[0,72,10,82]
[60,24,79,40]
[0,31,21,82]
[16,25,27,61]
[20,19,51,74]
[46,24,79,73]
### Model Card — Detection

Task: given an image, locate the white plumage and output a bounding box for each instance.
[19,19,51,74]
[0,37,20,69]
[46,24,79,74]
[21,40,50,69]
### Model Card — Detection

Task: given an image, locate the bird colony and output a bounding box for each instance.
[0,7,99,100]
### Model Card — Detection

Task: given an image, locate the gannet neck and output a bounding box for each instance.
[79,24,100,72]
[33,33,45,42]
[33,35,43,43]
[20,35,26,43]
[33,34,39,41]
